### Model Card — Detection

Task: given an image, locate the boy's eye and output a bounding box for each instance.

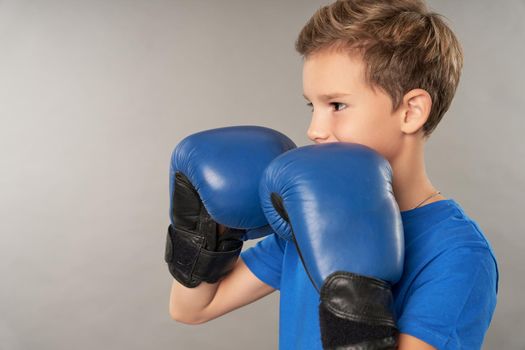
[305,102,347,112]
[331,102,347,111]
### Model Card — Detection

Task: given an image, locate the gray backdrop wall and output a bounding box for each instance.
[1,0,523,349]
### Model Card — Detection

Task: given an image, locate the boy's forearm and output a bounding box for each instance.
[169,278,220,324]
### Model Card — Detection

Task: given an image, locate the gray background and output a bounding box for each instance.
[0,0,523,349]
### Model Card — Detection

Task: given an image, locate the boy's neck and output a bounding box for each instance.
[389,137,446,212]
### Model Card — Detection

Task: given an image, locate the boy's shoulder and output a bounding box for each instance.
[403,198,494,249]
[433,199,494,251]
[401,198,499,291]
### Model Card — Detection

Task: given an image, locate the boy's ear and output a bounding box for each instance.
[398,89,432,136]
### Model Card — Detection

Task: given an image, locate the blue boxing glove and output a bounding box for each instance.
[165,125,296,288]
[260,143,404,349]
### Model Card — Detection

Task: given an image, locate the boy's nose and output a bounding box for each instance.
[307,117,330,144]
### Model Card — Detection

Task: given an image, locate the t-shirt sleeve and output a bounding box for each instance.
[240,233,286,290]
[397,245,498,349]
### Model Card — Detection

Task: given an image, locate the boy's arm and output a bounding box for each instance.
[169,257,275,324]
[398,334,437,350]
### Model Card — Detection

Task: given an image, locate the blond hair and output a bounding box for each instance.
[295,0,464,138]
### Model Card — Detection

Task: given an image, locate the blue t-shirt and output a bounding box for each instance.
[240,199,499,349]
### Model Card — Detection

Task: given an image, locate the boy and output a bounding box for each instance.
[167,0,498,349]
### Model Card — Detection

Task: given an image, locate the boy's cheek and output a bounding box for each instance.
[333,119,359,143]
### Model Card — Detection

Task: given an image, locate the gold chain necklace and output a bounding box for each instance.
[412,191,441,210]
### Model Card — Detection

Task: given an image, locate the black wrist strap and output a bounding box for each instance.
[319,271,398,349]
[164,224,243,288]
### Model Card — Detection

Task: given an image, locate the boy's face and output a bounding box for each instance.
[302,48,403,161]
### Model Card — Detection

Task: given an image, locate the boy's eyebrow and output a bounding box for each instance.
[302,92,352,100]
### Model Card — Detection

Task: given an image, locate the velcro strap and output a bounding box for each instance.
[165,224,243,288]
[320,271,396,328]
